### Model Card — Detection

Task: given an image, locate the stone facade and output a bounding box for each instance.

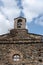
[0,17,43,65]
[0,43,43,65]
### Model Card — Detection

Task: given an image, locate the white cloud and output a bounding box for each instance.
[1,0,20,21]
[35,16,43,26]
[1,7,20,21]
[0,0,21,35]
[1,0,17,8]
[0,12,11,35]
[22,0,43,22]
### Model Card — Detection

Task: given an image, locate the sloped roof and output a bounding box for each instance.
[0,29,43,43]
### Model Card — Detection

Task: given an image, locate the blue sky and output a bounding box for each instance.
[0,0,43,35]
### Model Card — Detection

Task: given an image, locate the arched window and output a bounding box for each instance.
[12,54,20,61]
[17,19,22,28]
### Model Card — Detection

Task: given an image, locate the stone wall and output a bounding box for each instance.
[0,43,43,65]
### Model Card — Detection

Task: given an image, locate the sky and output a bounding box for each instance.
[0,0,43,35]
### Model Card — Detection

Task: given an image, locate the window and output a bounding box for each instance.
[12,54,20,61]
[17,19,22,28]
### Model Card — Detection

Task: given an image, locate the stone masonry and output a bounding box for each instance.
[0,17,43,65]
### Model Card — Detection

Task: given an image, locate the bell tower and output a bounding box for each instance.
[14,17,26,29]
[10,17,27,36]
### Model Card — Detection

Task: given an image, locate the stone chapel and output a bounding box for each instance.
[0,17,43,65]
